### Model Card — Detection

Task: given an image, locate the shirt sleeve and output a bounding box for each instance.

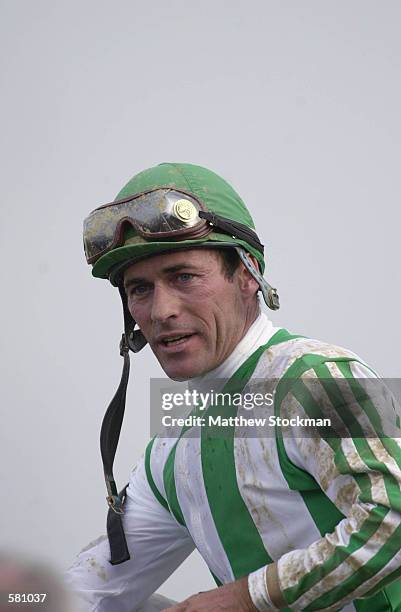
[274,358,401,611]
[65,448,195,612]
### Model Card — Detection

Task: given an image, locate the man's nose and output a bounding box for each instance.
[150,284,181,323]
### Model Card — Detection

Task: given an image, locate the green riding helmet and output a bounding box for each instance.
[84,162,279,353]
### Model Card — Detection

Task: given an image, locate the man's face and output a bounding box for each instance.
[123,248,259,380]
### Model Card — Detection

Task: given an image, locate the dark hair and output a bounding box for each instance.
[218,248,241,280]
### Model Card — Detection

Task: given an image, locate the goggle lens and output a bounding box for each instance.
[83,189,207,263]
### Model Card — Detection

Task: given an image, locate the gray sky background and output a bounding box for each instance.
[1,0,400,603]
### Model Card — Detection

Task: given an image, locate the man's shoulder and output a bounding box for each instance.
[255,328,373,380]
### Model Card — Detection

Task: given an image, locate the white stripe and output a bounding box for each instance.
[300,368,360,438]
[328,362,401,498]
[234,433,323,560]
[318,538,401,611]
[248,566,277,611]
[233,351,344,560]
[173,429,235,584]
[277,499,371,592]
[233,353,325,559]
[237,334,399,608]
[279,389,361,516]
[286,509,401,610]
[325,361,381,438]
[256,336,363,381]
[150,436,179,502]
[295,367,391,509]
[341,437,390,509]
[274,374,401,606]
[349,361,401,438]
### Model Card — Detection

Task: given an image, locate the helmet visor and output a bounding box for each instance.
[83,189,211,264]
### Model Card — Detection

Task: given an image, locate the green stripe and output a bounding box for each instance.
[337,361,401,475]
[274,356,374,603]
[336,362,383,432]
[297,489,344,537]
[162,391,216,527]
[144,437,169,511]
[163,442,186,526]
[314,363,401,511]
[283,501,389,605]
[201,329,303,579]
[282,378,392,605]
[274,355,371,493]
[273,379,346,536]
[275,357,401,608]
[354,591,392,612]
[312,363,401,610]
[363,569,401,601]
[292,377,373,505]
[306,521,401,611]
[279,377,384,603]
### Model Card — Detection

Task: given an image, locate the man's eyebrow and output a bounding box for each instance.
[124,276,148,290]
[124,264,200,289]
[161,263,200,274]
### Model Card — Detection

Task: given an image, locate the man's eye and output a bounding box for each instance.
[178,273,194,282]
[130,284,150,296]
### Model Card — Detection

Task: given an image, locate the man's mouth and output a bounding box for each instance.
[154,332,198,352]
[161,333,195,346]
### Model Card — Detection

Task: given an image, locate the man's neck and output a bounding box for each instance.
[189,309,280,392]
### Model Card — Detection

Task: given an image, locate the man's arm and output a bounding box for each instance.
[266,359,401,611]
[162,359,401,612]
[65,450,195,611]
[161,576,257,611]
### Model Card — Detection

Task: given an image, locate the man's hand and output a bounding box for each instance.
[162,576,259,611]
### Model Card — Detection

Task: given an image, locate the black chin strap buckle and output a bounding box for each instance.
[106,495,124,515]
[119,333,129,356]
[105,476,125,515]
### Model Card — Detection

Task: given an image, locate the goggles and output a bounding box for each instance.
[83,188,264,264]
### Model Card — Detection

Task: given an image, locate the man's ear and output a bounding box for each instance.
[238,254,260,296]
[247,254,260,273]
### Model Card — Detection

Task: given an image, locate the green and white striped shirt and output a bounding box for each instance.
[68,312,401,611]
[145,313,401,611]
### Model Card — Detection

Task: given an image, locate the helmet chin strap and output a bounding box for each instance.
[99,330,131,564]
[98,288,147,566]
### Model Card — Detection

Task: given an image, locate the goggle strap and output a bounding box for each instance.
[199,211,265,254]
